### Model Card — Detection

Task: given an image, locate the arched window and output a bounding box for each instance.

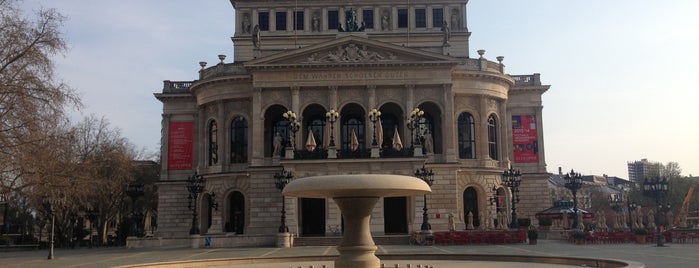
[463,187,480,227]
[226,191,245,234]
[487,114,498,160]
[458,112,476,159]
[208,120,218,165]
[341,115,365,152]
[230,116,248,163]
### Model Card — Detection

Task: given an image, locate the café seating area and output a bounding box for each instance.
[431,229,526,245]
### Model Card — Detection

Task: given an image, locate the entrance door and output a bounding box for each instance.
[227,191,245,234]
[463,187,480,227]
[383,197,408,234]
[301,198,326,236]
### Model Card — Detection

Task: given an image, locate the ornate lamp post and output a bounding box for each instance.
[283,111,301,149]
[643,176,669,247]
[564,169,583,229]
[368,109,381,146]
[408,108,424,147]
[126,182,144,237]
[502,167,521,229]
[186,171,205,235]
[274,168,294,233]
[415,164,434,232]
[325,109,339,147]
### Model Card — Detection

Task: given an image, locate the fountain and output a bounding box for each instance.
[283,174,431,268]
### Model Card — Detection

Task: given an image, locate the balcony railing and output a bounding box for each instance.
[511,74,542,87]
[162,80,193,93]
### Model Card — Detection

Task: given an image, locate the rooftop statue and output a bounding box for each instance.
[338,9,365,32]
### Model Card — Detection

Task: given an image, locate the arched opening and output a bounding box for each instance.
[208,120,218,165]
[300,198,326,236]
[383,197,408,234]
[302,104,327,150]
[463,187,480,227]
[230,116,248,163]
[226,191,245,234]
[200,192,213,234]
[377,102,404,152]
[417,102,442,154]
[488,114,498,160]
[457,112,476,159]
[340,103,366,156]
[264,104,290,157]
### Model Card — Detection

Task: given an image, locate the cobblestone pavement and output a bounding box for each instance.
[0,240,697,268]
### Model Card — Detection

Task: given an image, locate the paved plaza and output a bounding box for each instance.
[1,240,697,268]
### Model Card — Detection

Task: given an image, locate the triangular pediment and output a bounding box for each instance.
[245,35,458,68]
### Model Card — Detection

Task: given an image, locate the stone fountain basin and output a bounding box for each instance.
[282,174,431,198]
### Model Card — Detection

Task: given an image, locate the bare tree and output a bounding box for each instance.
[1,0,80,205]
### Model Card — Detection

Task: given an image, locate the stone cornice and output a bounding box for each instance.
[452,71,515,87]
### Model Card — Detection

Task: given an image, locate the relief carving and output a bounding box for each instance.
[304,43,398,63]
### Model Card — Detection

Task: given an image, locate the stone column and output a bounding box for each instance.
[161,114,171,179]
[217,101,226,169]
[251,87,264,165]
[269,8,276,33]
[442,84,456,162]
[478,95,489,160]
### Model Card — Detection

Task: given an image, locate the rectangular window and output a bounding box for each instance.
[397,9,408,28]
[363,9,374,29]
[415,9,426,28]
[294,11,304,30]
[432,8,444,28]
[258,12,269,31]
[328,10,339,30]
[275,11,287,31]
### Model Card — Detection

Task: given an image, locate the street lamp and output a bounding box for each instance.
[642,176,669,247]
[415,164,434,232]
[368,108,381,146]
[407,108,424,147]
[47,202,55,259]
[126,182,144,237]
[283,111,301,149]
[564,169,583,229]
[186,171,205,235]
[274,168,294,233]
[325,109,339,147]
[502,167,521,229]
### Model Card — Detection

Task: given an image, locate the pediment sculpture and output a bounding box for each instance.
[304,43,398,63]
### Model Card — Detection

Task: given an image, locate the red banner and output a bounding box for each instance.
[512,115,539,163]
[168,122,194,170]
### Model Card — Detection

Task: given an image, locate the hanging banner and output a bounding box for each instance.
[168,122,194,170]
[512,115,539,163]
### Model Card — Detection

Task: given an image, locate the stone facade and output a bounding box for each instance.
[153,0,551,247]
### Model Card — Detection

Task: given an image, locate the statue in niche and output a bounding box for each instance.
[242,14,251,34]
[252,24,261,49]
[423,129,434,154]
[273,132,283,156]
[338,8,365,32]
[451,10,460,30]
[381,12,390,31]
[312,12,321,32]
[441,20,450,46]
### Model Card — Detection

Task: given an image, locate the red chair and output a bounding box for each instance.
[451,232,468,245]
[432,232,451,245]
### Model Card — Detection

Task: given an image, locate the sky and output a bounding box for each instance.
[18,0,699,178]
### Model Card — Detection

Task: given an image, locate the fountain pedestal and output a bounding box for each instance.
[283,174,430,268]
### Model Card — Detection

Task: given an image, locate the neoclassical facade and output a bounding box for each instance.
[153,0,551,247]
